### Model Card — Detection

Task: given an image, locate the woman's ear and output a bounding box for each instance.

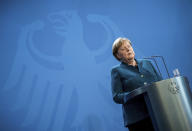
[116,53,121,60]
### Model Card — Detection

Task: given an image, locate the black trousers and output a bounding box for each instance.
[127,117,155,131]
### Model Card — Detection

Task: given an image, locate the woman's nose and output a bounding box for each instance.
[126,48,129,51]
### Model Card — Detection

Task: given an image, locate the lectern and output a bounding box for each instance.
[125,56,192,131]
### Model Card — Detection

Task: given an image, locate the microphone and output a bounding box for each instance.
[143,56,162,78]
[143,56,170,79]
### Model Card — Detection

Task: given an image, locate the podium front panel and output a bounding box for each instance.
[146,76,192,131]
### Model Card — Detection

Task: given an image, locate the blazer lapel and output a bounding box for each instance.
[135,59,143,73]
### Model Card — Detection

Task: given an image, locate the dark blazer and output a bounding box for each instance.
[111,58,162,127]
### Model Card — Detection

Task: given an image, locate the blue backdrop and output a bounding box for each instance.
[0,0,192,131]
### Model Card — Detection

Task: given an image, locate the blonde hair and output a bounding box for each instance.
[112,37,132,61]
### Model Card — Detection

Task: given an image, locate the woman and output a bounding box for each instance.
[111,37,162,131]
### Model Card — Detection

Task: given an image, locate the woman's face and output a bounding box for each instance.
[117,41,135,61]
